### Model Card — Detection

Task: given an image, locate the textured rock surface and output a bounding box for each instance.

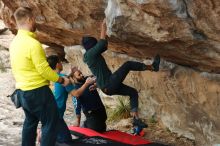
[1,0,220,145]
[0,0,220,73]
[0,45,10,71]
[0,20,14,49]
[65,46,220,146]
[0,72,23,146]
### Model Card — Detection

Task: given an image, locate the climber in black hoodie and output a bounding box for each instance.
[82,19,160,129]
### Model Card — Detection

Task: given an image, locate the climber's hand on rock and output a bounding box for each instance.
[100,18,107,39]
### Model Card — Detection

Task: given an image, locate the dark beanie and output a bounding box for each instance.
[82,36,97,51]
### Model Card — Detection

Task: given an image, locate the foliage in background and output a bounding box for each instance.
[149,115,157,124]
[107,97,130,122]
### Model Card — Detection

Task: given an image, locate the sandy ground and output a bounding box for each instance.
[0,71,195,146]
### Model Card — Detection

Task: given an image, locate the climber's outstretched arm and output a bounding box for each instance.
[100,19,107,40]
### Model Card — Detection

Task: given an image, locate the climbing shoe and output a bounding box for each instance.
[152,54,160,72]
[132,118,148,128]
[131,126,145,136]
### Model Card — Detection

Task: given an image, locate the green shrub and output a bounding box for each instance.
[108,97,130,122]
[149,115,157,124]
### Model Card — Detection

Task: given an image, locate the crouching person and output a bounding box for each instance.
[69,67,107,132]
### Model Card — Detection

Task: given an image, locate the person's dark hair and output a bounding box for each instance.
[14,7,33,25]
[47,55,60,70]
[81,36,97,51]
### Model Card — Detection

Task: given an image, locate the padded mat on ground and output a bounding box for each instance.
[58,126,168,146]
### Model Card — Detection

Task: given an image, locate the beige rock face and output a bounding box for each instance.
[1,0,220,145]
[0,0,220,73]
[65,46,220,146]
[0,20,14,49]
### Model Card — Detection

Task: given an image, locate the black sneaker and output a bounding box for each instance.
[152,55,160,72]
[133,118,148,128]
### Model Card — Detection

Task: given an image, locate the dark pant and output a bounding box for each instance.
[19,85,59,146]
[57,118,72,143]
[84,107,107,132]
[104,61,147,112]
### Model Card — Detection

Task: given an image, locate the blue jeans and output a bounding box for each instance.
[56,118,72,143]
[19,86,59,146]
